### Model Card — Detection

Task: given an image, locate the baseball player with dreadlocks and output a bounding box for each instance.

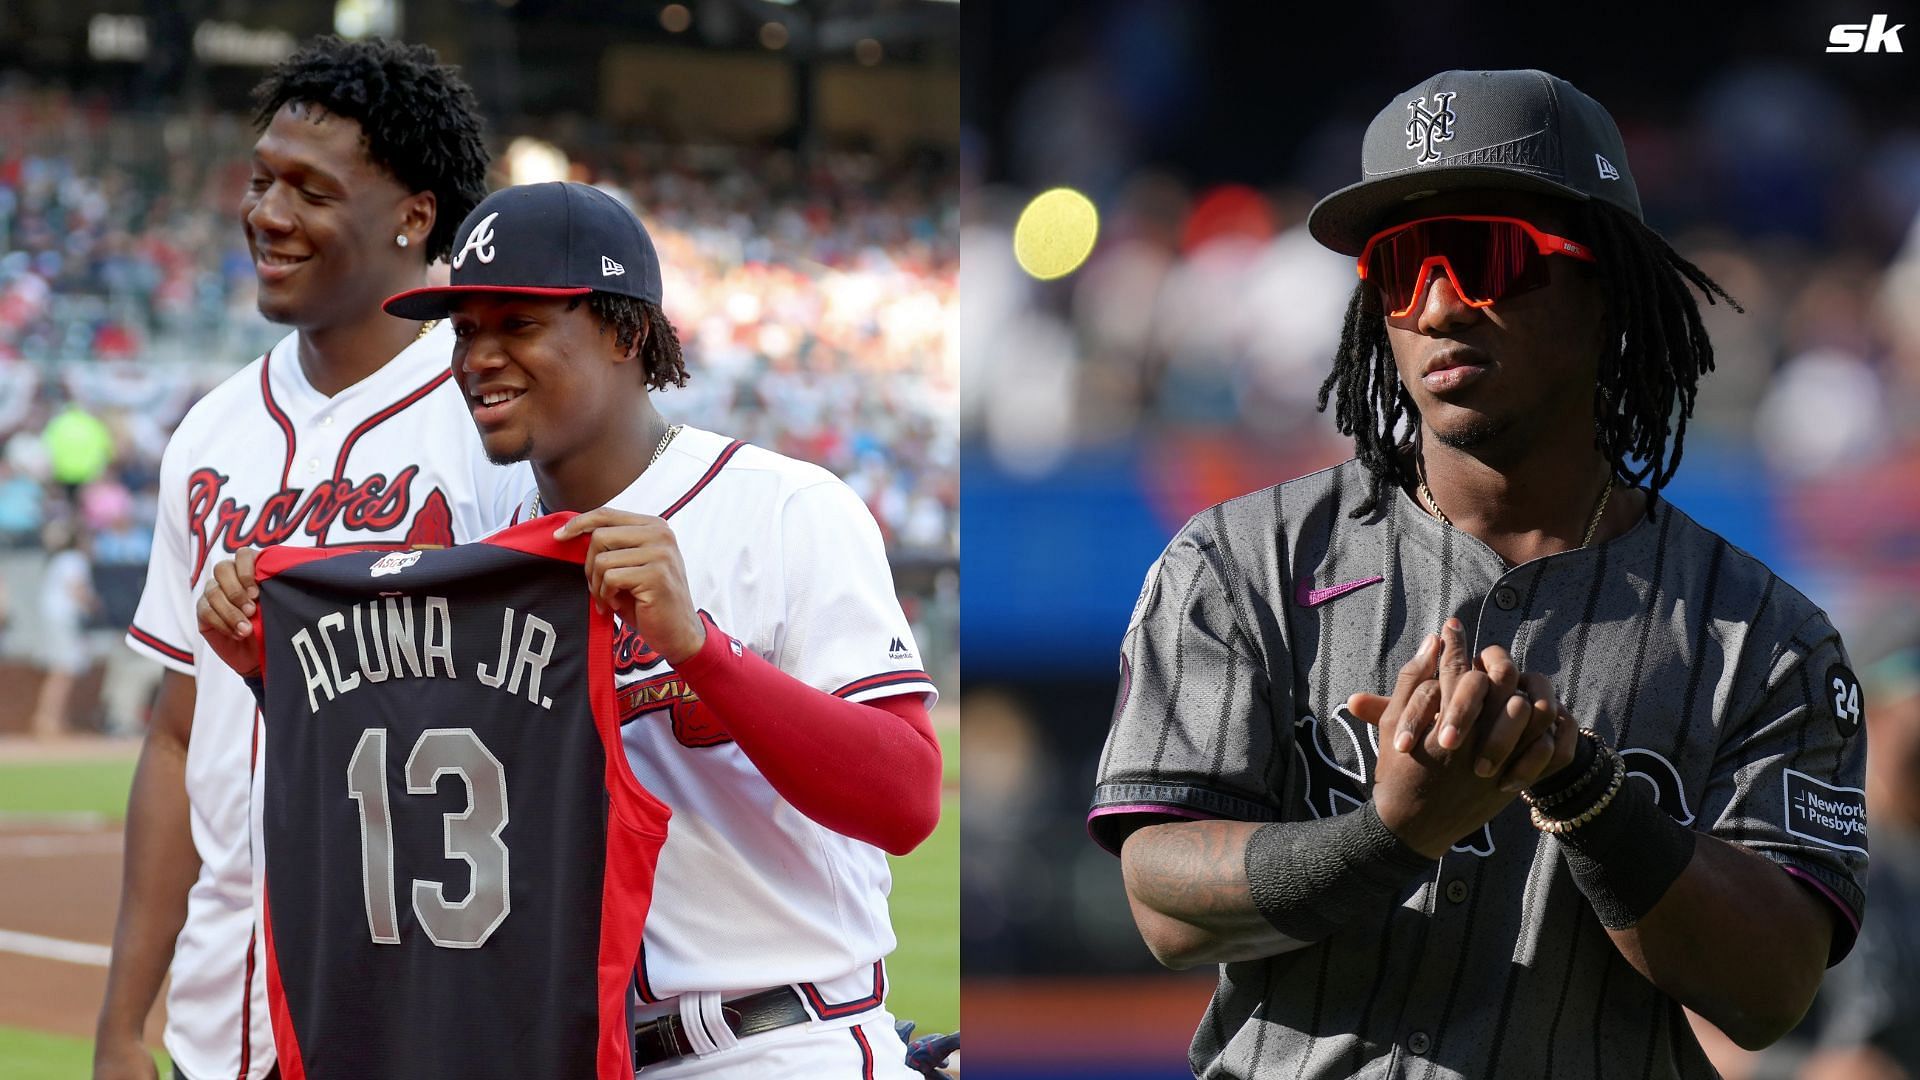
[1090,70,1868,1079]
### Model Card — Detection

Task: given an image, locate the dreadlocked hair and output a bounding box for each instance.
[251,36,489,263]
[1315,200,1740,519]
[569,292,690,392]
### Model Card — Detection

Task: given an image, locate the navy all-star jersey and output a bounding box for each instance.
[252,516,670,1080]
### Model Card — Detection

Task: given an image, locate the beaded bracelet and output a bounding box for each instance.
[1529,747,1627,835]
[1519,729,1608,812]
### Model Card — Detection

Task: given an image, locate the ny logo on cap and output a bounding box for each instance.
[1405,92,1458,165]
[452,211,500,270]
[601,255,625,277]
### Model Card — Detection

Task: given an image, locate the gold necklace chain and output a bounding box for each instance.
[650,423,683,470]
[531,422,683,519]
[1418,471,1614,548]
[414,319,438,342]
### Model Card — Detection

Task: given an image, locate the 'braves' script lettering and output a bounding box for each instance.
[185,466,422,582]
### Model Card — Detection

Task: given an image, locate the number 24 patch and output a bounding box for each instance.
[1826,663,1863,738]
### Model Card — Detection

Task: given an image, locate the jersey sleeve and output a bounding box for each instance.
[125,426,198,673]
[1088,519,1284,855]
[1699,613,1868,963]
[771,478,937,708]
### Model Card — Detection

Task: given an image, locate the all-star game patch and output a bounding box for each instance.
[1783,769,1867,855]
[1825,662,1863,738]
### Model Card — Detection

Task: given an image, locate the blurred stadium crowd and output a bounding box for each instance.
[961,6,1920,1075]
[0,79,958,736]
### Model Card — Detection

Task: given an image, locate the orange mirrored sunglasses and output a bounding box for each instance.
[1356,215,1597,318]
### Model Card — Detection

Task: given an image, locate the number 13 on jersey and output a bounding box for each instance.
[346,726,511,949]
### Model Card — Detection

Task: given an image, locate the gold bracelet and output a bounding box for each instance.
[1519,729,1608,811]
[1530,748,1626,835]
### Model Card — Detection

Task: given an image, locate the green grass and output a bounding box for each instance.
[0,759,136,819]
[0,1026,166,1079]
[886,792,959,1035]
[0,724,961,1050]
[883,718,959,1034]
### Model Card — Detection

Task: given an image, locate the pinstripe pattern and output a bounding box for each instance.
[1090,459,1869,1079]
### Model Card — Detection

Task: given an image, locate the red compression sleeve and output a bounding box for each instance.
[672,613,942,856]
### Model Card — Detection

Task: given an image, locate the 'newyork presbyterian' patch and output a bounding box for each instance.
[1783,769,1867,854]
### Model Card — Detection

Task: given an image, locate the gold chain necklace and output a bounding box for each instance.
[531,423,683,519]
[414,319,438,342]
[649,423,683,469]
[1419,471,1614,548]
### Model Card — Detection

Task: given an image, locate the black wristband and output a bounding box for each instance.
[1558,769,1697,929]
[1244,802,1437,943]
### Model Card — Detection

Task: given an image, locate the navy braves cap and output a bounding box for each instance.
[384,181,664,319]
[1308,69,1642,256]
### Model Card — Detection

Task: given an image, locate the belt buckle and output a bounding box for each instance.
[636,1011,691,1068]
[659,1013,688,1057]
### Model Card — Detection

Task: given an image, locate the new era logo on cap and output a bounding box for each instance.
[601,255,625,277]
[1596,154,1620,180]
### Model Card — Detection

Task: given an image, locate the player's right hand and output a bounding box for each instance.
[91,1034,160,1080]
[1366,626,1573,858]
[1348,621,1573,788]
[196,548,262,678]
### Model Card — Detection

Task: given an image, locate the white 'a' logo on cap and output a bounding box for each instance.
[452,211,500,269]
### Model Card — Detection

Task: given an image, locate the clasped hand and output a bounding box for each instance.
[1346,619,1579,859]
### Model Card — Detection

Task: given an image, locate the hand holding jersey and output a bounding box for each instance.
[197,548,262,679]
[553,509,706,664]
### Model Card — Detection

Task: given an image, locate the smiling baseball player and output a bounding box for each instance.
[96,38,528,1080]
[398,181,939,1075]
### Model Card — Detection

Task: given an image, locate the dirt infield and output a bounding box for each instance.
[0,817,167,1044]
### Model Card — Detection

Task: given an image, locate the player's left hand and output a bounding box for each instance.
[553,509,706,664]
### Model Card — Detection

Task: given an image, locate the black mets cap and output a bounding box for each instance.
[1308,69,1643,256]
[384,181,664,319]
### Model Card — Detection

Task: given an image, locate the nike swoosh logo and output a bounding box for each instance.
[1295,575,1384,608]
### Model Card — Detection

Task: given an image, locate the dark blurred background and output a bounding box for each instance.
[961,2,1920,1077]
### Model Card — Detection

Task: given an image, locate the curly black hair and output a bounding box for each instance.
[569,292,690,392]
[1316,200,1740,518]
[251,36,490,263]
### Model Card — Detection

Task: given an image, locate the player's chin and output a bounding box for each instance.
[1427,407,1510,452]
[254,288,301,326]
[481,431,534,467]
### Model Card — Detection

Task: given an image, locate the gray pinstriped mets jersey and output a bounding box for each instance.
[1089,459,1868,1080]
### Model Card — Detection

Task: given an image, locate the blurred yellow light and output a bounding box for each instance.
[660,4,691,32]
[1013,188,1099,281]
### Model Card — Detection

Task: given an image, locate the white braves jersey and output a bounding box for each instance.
[519,426,937,1006]
[125,324,532,1080]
